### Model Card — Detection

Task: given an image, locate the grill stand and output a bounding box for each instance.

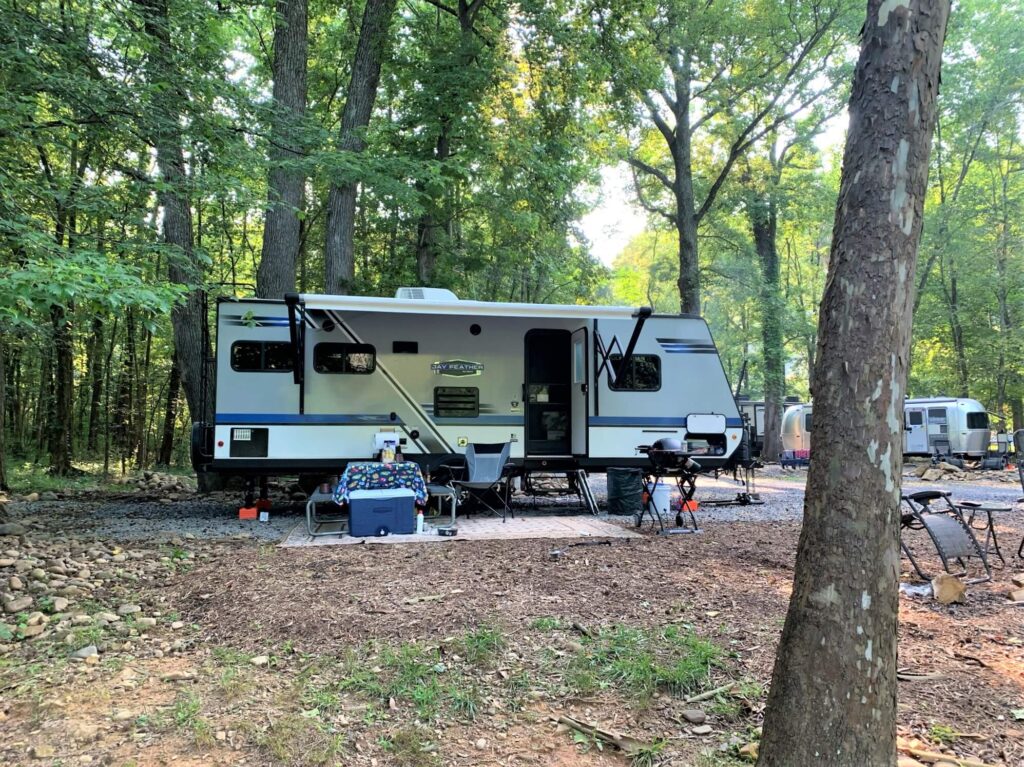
[636,471,700,535]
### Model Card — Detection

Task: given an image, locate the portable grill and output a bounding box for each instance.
[635,439,702,534]
[643,437,703,474]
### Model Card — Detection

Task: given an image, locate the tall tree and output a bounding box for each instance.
[323,0,399,294]
[136,0,214,425]
[605,0,852,314]
[757,1,950,764]
[256,0,308,299]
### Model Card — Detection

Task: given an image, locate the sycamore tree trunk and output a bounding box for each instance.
[256,0,307,299]
[323,0,398,294]
[757,2,950,765]
[750,194,785,462]
[137,0,214,428]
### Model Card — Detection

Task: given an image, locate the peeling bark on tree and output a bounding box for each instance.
[323,0,398,294]
[757,2,951,765]
[256,0,307,300]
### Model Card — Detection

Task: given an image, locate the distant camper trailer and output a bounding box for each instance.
[780,398,990,459]
[736,396,804,457]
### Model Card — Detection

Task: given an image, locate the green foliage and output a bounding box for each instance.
[455,625,505,665]
[928,723,959,745]
[565,624,722,702]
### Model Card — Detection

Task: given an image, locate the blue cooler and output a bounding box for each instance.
[348,489,416,537]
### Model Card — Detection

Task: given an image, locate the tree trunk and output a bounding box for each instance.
[750,194,785,462]
[48,305,74,475]
[415,126,450,285]
[323,0,398,294]
[86,317,104,452]
[0,333,7,491]
[137,0,214,426]
[113,309,137,467]
[256,0,308,299]
[671,80,701,316]
[757,2,950,766]
[940,254,970,397]
[158,354,180,466]
[136,323,153,467]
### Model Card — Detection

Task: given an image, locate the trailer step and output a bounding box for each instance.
[575,470,600,516]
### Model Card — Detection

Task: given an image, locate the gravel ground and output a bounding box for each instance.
[7,496,301,542]
[5,465,1019,543]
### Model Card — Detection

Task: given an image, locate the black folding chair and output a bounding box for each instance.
[453,443,515,522]
[900,490,991,583]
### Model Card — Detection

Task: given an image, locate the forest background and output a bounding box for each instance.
[0,0,1021,484]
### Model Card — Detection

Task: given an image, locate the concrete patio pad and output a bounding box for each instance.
[280,514,642,547]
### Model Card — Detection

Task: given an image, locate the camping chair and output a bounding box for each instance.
[900,490,991,583]
[452,442,514,522]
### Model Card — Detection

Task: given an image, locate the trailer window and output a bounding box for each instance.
[928,408,947,425]
[314,343,376,374]
[230,341,293,373]
[907,410,924,426]
[608,354,661,391]
[804,413,813,432]
[966,412,989,430]
[434,387,479,418]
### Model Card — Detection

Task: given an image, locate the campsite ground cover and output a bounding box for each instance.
[0,468,1022,766]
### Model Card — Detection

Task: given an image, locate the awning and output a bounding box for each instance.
[295,293,645,321]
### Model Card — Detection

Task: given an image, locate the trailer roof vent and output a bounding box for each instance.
[395,287,459,302]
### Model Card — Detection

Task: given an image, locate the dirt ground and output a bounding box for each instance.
[1,467,1022,767]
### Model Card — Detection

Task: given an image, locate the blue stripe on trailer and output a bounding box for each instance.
[216,413,397,425]
[589,416,744,427]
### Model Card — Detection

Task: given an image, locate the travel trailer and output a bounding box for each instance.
[191,289,748,483]
[736,395,804,456]
[780,398,991,459]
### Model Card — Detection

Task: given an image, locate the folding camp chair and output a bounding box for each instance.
[453,442,514,522]
[900,490,991,583]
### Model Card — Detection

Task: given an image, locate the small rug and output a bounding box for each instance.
[280,514,642,547]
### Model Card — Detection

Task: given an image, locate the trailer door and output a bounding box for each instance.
[570,327,588,456]
[904,407,928,453]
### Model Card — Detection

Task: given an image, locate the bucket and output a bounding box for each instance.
[651,484,673,517]
[606,468,643,515]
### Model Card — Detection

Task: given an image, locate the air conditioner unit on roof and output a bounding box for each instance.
[395,287,459,301]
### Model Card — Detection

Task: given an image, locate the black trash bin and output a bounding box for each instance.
[607,467,643,516]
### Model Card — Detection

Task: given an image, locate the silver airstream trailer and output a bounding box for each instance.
[781,403,812,456]
[737,396,804,456]
[902,398,990,457]
[780,398,990,459]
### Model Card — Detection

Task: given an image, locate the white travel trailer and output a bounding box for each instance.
[191,289,747,483]
[780,398,991,458]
